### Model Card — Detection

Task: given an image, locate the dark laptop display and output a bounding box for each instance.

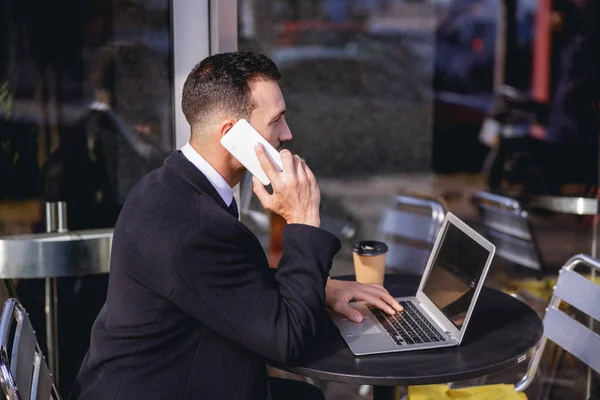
[422,223,491,329]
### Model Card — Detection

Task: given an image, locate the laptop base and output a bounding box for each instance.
[332,297,458,356]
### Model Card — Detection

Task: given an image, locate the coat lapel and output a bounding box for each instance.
[164,150,230,212]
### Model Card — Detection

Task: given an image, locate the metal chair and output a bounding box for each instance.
[513,254,600,394]
[471,191,545,277]
[404,254,600,399]
[377,194,448,275]
[470,190,554,313]
[0,298,59,400]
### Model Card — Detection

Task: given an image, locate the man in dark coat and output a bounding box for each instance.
[71,51,402,400]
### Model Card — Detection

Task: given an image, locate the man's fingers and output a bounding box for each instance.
[252,176,271,209]
[280,149,296,179]
[353,291,397,315]
[379,293,403,312]
[302,161,318,191]
[364,285,403,312]
[333,302,364,323]
[294,155,306,183]
[254,144,282,186]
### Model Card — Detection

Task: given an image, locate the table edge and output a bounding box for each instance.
[272,343,539,386]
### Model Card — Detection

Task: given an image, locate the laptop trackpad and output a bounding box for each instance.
[338,316,382,337]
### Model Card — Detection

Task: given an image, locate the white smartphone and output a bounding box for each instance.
[220,119,283,185]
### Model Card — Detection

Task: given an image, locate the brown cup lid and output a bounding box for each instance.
[352,240,389,256]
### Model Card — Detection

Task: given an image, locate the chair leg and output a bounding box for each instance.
[541,346,566,400]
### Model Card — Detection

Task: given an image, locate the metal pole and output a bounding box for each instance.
[493,0,507,93]
[44,277,59,384]
[45,203,58,233]
[588,121,600,400]
[56,202,67,233]
[44,201,65,386]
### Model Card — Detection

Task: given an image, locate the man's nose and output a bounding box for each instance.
[280,121,293,142]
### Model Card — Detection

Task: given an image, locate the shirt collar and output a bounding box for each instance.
[181,143,234,206]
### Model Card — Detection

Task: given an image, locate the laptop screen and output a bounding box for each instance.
[422,222,491,330]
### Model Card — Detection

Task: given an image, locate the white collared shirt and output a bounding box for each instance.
[181,143,234,207]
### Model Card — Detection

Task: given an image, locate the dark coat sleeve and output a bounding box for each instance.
[171,199,341,365]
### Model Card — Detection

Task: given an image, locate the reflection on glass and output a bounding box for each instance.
[422,223,490,329]
[0,2,173,397]
[44,41,171,230]
[238,0,435,178]
[0,0,173,234]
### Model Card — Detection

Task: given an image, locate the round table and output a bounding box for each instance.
[271,275,543,400]
[0,227,113,386]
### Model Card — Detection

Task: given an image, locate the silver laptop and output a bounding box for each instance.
[332,212,495,355]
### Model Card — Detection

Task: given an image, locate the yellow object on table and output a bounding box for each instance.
[408,384,527,400]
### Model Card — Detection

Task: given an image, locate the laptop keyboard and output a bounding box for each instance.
[368,301,446,346]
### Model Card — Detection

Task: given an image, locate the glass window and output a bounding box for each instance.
[238,0,436,269]
[240,1,600,396]
[0,0,174,234]
[239,0,434,179]
[0,2,174,396]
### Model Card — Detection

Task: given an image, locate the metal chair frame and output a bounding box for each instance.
[377,194,448,275]
[514,254,600,393]
[0,298,60,400]
[402,254,600,400]
[471,191,546,278]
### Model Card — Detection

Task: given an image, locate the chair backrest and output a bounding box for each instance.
[471,191,544,274]
[377,194,447,275]
[515,254,600,392]
[0,298,59,400]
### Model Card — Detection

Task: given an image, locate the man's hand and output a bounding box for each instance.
[253,144,320,228]
[326,279,403,323]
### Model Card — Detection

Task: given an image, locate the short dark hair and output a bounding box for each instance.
[182,51,281,129]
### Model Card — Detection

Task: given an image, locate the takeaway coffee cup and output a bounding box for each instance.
[352,240,389,285]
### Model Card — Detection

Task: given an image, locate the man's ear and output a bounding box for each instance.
[219,120,235,138]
